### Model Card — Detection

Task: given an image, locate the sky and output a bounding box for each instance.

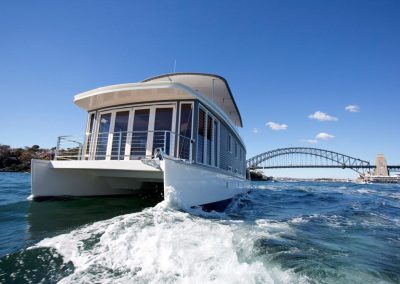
[0,0,399,178]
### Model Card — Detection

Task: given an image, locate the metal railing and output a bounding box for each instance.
[55,130,194,161]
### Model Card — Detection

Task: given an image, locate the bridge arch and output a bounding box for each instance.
[246,147,371,174]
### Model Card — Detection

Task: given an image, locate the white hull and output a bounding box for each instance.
[31,159,163,198]
[31,158,248,208]
[161,158,248,208]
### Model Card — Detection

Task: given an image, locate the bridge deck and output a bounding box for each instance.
[252,165,400,170]
[246,147,400,174]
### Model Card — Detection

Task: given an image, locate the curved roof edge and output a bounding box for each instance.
[142,72,243,127]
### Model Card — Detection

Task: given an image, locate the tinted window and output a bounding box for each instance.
[197,109,206,163]
[111,111,129,160]
[131,109,150,157]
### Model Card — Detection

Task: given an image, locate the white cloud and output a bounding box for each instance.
[252,128,259,134]
[266,121,288,131]
[308,111,338,122]
[315,132,335,140]
[345,105,360,112]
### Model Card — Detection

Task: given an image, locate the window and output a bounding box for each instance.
[88,113,95,133]
[213,120,218,167]
[111,111,129,160]
[197,106,219,166]
[85,113,95,158]
[197,109,206,163]
[206,115,213,165]
[228,135,232,153]
[178,103,193,160]
[235,141,238,157]
[153,107,173,154]
[96,113,111,159]
[131,109,150,158]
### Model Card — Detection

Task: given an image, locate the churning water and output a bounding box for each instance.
[0,172,399,283]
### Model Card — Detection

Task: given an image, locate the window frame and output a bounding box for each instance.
[197,104,220,167]
[177,102,194,161]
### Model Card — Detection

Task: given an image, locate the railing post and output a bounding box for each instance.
[170,132,175,157]
[118,131,122,160]
[78,143,83,160]
[163,131,167,155]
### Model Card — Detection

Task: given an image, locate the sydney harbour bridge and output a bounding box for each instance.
[246,147,400,176]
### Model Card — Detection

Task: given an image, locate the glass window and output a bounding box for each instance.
[131,109,149,158]
[197,109,205,163]
[179,104,192,160]
[154,108,173,131]
[213,120,218,167]
[96,113,111,159]
[111,111,129,160]
[235,141,238,157]
[85,113,95,158]
[179,104,192,137]
[206,115,213,165]
[153,108,173,154]
[88,113,95,132]
[228,135,232,153]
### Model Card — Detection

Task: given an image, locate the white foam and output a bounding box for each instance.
[356,189,376,194]
[32,206,307,283]
[289,217,308,224]
[159,185,188,211]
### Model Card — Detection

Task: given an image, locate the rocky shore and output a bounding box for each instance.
[0,144,53,172]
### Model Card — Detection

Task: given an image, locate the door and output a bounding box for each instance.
[130,108,150,158]
[177,103,193,160]
[152,107,174,155]
[95,112,112,159]
[95,109,131,160]
[94,104,176,160]
[111,111,130,160]
[129,105,176,158]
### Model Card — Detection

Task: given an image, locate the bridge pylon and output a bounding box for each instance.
[374,154,389,176]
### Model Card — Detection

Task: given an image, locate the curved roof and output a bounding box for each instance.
[142,73,243,127]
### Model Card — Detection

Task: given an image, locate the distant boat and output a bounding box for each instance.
[31,73,249,209]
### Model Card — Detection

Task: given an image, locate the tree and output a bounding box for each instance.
[31,145,40,152]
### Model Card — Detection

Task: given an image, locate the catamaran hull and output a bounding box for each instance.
[31,158,248,209]
[31,159,163,198]
[160,158,248,208]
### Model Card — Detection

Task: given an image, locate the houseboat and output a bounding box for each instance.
[31,73,248,208]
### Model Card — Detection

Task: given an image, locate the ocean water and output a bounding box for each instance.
[0,173,399,283]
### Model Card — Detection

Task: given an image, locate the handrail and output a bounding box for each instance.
[55,130,193,162]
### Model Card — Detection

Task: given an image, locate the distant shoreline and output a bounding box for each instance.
[249,170,353,182]
[273,177,353,182]
[0,169,30,173]
[0,144,53,173]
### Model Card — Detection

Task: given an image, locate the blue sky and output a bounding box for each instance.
[0,1,399,178]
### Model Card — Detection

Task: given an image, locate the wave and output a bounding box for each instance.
[30,201,307,283]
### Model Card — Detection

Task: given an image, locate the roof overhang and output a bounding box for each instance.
[74,81,193,111]
[142,73,243,127]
